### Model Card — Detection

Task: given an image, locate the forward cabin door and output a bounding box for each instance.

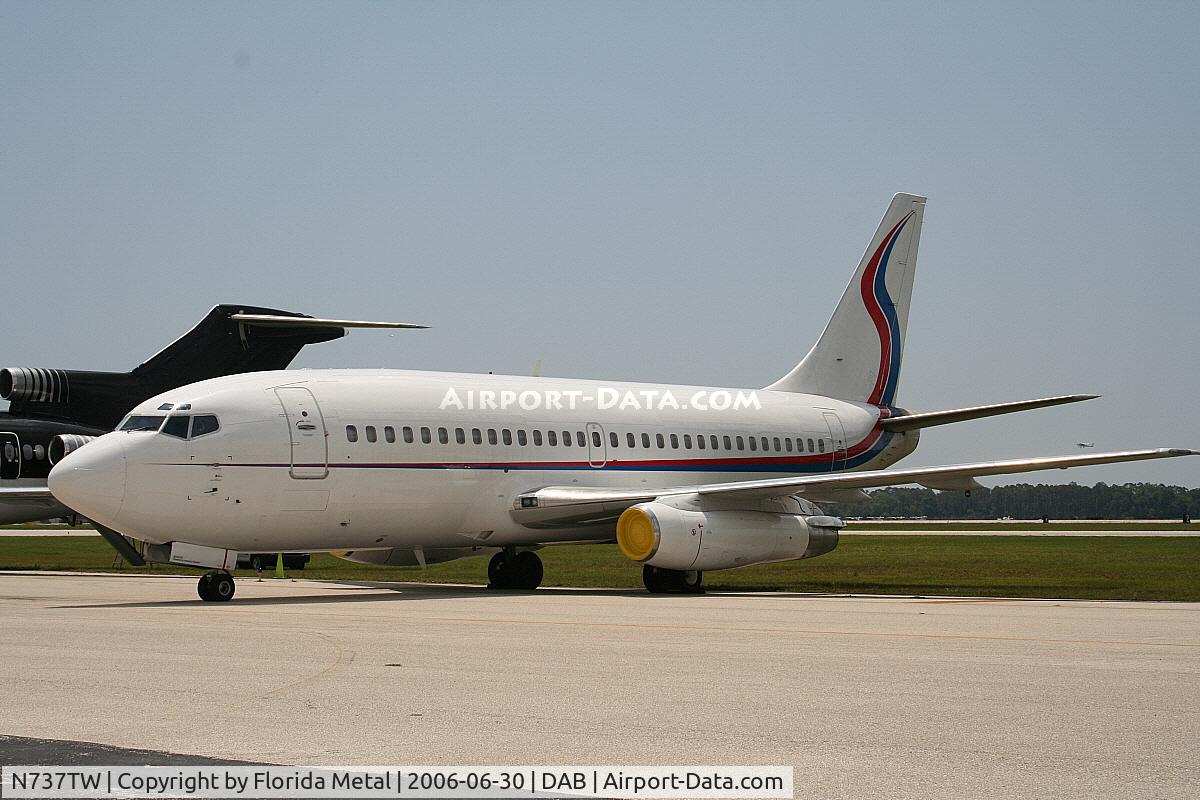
[275,387,329,479]
[821,412,848,472]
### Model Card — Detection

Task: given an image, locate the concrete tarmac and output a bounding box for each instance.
[0,572,1197,799]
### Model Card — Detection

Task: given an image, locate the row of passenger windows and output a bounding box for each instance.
[345,425,829,454]
[4,443,45,462]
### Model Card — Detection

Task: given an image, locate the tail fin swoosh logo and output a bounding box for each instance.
[860,211,913,407]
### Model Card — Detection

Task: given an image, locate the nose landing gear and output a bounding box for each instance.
[197,571,236,602]
[487,549,543,590]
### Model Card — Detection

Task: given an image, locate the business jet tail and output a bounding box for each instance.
[766,193,926,405]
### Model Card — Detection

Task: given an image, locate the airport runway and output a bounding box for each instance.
[0,573,1197,800]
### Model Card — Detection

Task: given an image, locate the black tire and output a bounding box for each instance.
[212,573,236,602]
[197,573,215,601]
[510,551,543,590]
[643,566,704,594]
[677,570,705,594]
[642,565,669,594]
[487,552,509,587]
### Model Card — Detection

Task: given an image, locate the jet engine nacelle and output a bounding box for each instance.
[1,368,73,403]
[616,501,842,571]
[48,434,97,465]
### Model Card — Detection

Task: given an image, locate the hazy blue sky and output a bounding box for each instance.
[2,2,1197,487]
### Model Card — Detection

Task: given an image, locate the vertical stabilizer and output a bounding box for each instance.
[766,193,925,405]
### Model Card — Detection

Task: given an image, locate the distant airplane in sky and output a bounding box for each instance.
[42,194,1196,601]
[1077,442,1096,448]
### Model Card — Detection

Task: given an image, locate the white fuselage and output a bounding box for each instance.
[51,369,918,553]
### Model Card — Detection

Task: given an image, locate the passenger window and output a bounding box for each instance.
[807,438,815,452]
[502,429,513,446]
[34,444,45,460]
[609,431,618,448]
[592,431,601,447]
[576,431,586,447]
[723,436,732,450]
[627,432,635,447]
[683,434,692,449]
[656,433,665,449]
[346,425,359,443]
[517,430,527,446]
[710,435,718,450]
[533,430,543,446]
[438,427,449,445]
[696,435,705,450]
[488,429,498,445]
[420,427,432,444]
[670,434,679,449]
[366,425,378,443]
[736,436,744,450]
[455,428,466,445]
[641,433,650,448]
[4,443,14,460]
[819,439,826,453]
[22,444,32,460]
[773,437,781,451]
[785,438,793,452]
[548,430,558,446]
[562,430,572,446]
[162,415,190,439]
[403,426,414,444]
[472,428,483,445]
[384,426,396,443]
[749,436,757,451]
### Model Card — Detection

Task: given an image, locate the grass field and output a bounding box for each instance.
[845,520,1200,531]
[2,534,1197,601]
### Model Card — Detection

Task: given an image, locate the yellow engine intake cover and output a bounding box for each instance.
[617,506,659,562]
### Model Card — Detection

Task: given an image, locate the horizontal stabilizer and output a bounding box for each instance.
[880,394,1098,432]
[230,314,428,329]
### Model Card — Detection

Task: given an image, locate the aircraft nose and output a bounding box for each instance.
[47,435,127,526]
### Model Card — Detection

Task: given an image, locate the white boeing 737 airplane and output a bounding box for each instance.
[42,194,1195,601]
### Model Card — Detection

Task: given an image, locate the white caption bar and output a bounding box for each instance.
[0,766,793,799]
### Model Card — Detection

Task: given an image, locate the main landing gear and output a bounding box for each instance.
[488,549,543,590]
[642,565,704,594]
[197,571,236,602]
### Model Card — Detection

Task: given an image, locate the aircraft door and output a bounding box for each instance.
[1,433,19,480]
[586,422,607,468]
[274,387,329,479]
[822,412,848,472]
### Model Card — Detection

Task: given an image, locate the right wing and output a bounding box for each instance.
[511,447,1196,528]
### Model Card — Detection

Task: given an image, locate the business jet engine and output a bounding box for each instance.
[48,434,98,465]
[616,501,842,571]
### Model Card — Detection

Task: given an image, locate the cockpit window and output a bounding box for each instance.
[162,415,190,439]
[190,415,220,438]
[120,415,165,432]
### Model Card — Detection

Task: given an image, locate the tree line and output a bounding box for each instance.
[851,483,1197,520]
